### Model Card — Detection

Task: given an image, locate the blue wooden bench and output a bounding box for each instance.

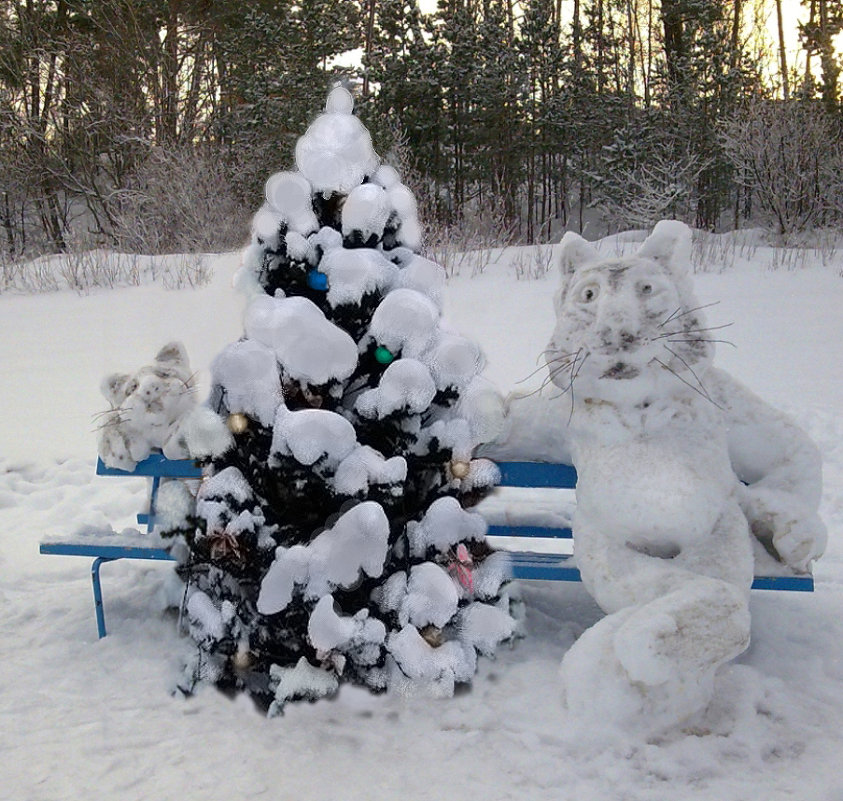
[487,461,814,592]
[40,453,202,638]
[42,455,813,639]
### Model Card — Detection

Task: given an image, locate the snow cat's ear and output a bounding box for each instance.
[100,373,132,406]
[558,231,600,277]
[637,220,692,275]
[155,341,189,369]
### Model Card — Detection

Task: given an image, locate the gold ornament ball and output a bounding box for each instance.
[232,649,253,670]
[449,459,471,479]
[420,625,444,648]
[227,413,249,434]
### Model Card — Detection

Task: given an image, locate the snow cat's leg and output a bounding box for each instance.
[559,504,753,736]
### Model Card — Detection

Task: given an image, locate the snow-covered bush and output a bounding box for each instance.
[720,100,843,239]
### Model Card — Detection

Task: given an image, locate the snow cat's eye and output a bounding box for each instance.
[578,283,599,303]
[639,282,653,296]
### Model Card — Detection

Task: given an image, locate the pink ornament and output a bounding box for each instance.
[448,543,474,592]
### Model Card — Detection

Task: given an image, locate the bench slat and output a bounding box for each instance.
[496,461,577,488]
[506,551,813,591]
[487,524,573,539]
[40,542,175,561]
[509,552,581,582]
[96,454,202,479]
[747,574,814,592]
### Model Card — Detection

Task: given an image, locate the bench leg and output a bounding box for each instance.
[91,557,116,638]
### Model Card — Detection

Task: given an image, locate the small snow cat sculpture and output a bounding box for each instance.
[97,341,197,470]
[490,221,826,735]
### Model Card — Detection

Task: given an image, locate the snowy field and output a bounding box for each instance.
[1,233,842,801]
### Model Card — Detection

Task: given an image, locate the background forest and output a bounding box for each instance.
[1,0,841,268]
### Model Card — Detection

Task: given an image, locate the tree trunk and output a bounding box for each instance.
[775,0,790,99]
[817,0,841,112]
[572,0,582,70]
[596,0,605,93]
[730,0,742,71]
[805,0,816,83]
[2,192,16,256]
[160,0,180,143]
[363,0,376,97]
[645,0,653,106]
[660,0,684,93]
[626,0,636,99]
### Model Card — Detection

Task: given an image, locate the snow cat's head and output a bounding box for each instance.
[545,220,717,407]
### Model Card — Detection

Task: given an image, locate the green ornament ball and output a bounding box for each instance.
[374,346,395,365]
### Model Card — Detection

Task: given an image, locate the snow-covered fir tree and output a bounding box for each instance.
[160,87,515,715]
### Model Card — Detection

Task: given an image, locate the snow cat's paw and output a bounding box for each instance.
[613,611,678,686]
[768,512,827,573]
[744,487,827,572]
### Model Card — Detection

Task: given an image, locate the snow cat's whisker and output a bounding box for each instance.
[659,301,721,328]
[654,322,734,341]
[518,375,561,399]
[539,351,581,386]
[547,350,583,385]
[660,307,682,328]
[662,344,714,399]
[540,350,580,365]
[91,409,122,421]
[93,415,131,432]
[519,350,584,399]
[666,322,734,338]
[655,353,723,410]
[666,337,737,349]
[552,352,589,424]
[178,381,199,395]
[515,352,579,384]
[92,402,133,420]
[548,351,588,402]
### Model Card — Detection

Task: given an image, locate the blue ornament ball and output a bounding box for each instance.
[307,270,328,291]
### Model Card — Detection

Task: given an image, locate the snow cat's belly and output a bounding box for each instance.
[574,438,734,554]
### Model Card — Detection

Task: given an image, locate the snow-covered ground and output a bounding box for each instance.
[1,234,842,800]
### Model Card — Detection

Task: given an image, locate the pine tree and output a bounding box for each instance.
[161,87,515,715]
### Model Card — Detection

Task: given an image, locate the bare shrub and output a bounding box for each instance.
[816,230,841,267]
[510,244,552,280]
[11,255,61,293]
[0,252,22,292]
[0,244,212,294]
[720,101,843,240]
[59,249,100,292]
[510,219,555,280]
[764,247,812,272]
[58,247,150,293]
[423,206,517,278]
[690,232,737,273]
[161,255,212,289]
[109,146,249,256]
